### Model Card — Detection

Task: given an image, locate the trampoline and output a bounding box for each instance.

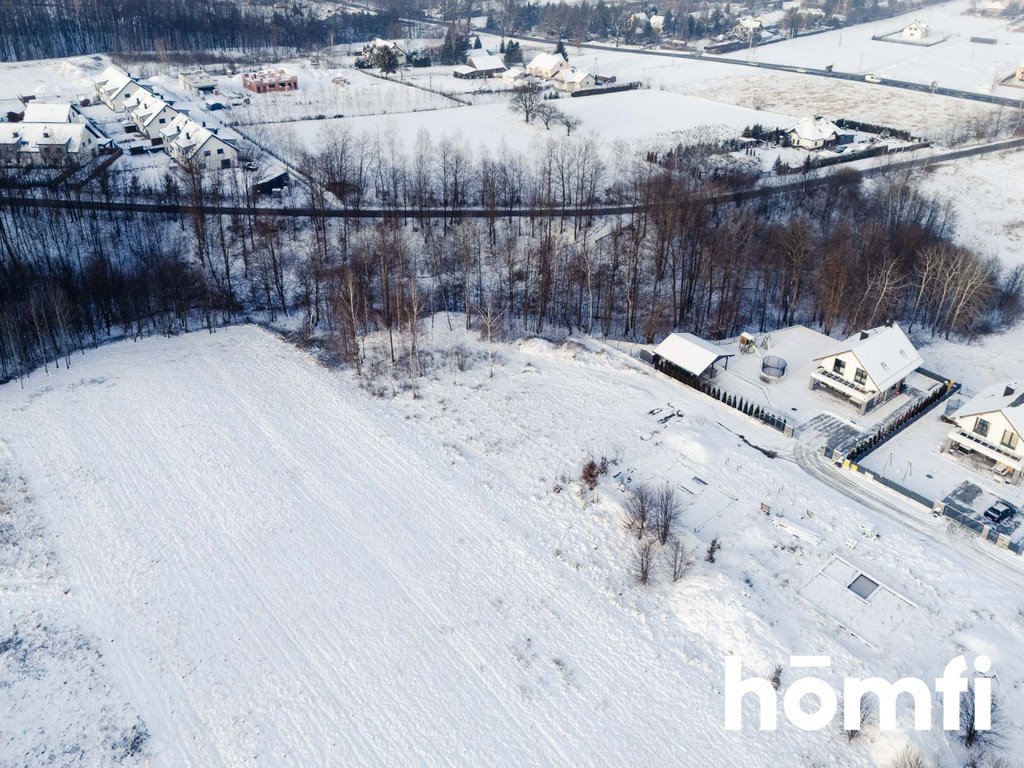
[760,355,788,382]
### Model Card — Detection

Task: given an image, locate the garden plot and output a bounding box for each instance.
[224,66,457,126]
[721,0,1024,98]
[261,89,794,166]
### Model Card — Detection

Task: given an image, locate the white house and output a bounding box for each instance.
[453,50,507,79]
[94,65,146,112]
[526,52,570,80]
[944,382,1024,484]
[501,67,527,83]
[809,323,923,413]
[553,67,595,93]
[163,116,237,170]
[129,94,180,140]
[900,21,929,41]
[787,115,840,150]
[0,122,99,167]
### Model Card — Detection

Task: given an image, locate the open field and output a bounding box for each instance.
[2,324,1024,765]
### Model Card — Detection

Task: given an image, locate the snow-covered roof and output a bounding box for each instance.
[132,96,178,126]
[555,67,591,83]
[654,332,734,377]
[0,122,87,154]
[954,382,1024,435]
[527,53,566,72]
[466,51,506,71]
[903,20,928,30]
[815,324,922,392]
[789,115,840,142]
[0,98,24,116]
[94,65,136,98]
[23,101,73,124]
[501,67,526,81]
[453,65,475,76]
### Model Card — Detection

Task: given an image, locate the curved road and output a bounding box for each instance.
[503,31,1024,108]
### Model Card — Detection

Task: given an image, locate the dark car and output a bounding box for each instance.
[983,500,1017,525]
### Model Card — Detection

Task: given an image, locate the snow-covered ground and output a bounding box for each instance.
[260,88,794,165]
[1,323,1023,765]
[721,0,1024,98]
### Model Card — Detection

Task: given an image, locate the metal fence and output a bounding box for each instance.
[650,354,793,435]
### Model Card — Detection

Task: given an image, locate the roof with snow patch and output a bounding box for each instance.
[815,323,922,392]
[954,381,1024,435]
[654,333,734,377]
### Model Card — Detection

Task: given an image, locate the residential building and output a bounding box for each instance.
[242,70,298,94]
[362,39,410,66]
[787,115,840,149]
[178,70,217,98]
[94,65,147,112]
[22,101,77,124]
[944,382,1024,484]
[453,50,508,79]
[809,323,923,413]
[0,122,99,167]
[552,67,595,93]
[162,115,237,170]
[900,21,929,40]
[526,53,570,80]
[129,94,180,141]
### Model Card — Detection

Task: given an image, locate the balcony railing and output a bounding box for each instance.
[812,367,874,398]
[950,428,1024,464]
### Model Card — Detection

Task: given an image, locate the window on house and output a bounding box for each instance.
[204,150,211,156]
[1000,430,1018,450]
[216,148,223,154]
[974,418,990,438]
[832,359,846,375]
[854,368,868,386]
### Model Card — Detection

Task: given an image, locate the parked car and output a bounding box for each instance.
[864,74,882,83]
[984,500,1017,524]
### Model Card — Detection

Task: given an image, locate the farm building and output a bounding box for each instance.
[944,382,1024,484]
[242,70,298,94]
[900,21,929,41]
[787,115,840,149]
[809,323,922,414]
[652,332,734,381]
[453,50,508,79]
[526,53,570,80]
[553,67,596,93]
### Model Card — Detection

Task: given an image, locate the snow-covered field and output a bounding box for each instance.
[918,147,1024,268]
[260,88,794,164]
[721,0,1024,98]
[2,323,1023,765]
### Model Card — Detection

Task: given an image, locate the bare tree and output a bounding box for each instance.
[624,483,654,539]
[634,540,653,585]
[960,682,1001,754]
[654,485,679,544]
[508,84,542,123]
[890,747,930,768]
[668,539,691,582]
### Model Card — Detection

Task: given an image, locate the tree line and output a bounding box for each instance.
[0,0,400,61]
[0,127,1019,384]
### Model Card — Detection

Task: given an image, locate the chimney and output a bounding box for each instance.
[1005,386,1015,398]
[859,331,869,340]
[884,319,893,327]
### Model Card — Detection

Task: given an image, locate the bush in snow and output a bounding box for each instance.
[890,747,930,768]
[580,456,608,491]
[705,538,722,563]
